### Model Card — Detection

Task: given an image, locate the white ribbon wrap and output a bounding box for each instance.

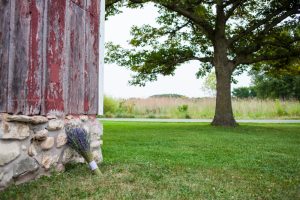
[89,160,98,171]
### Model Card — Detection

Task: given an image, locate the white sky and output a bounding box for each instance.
[104,4,251,99]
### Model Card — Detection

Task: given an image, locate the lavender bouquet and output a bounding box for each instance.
[66,127,101,175]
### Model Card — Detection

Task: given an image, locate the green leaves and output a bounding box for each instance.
[106,41,197,86]
[105,0,299,86]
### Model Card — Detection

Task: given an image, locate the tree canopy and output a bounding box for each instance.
[105,0,300,126]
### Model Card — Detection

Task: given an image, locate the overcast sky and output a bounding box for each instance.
[104,4,251,99]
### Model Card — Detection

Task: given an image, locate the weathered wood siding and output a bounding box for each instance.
[0,0,101,115]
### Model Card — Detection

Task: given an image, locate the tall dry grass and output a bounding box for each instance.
[103,97,300,119]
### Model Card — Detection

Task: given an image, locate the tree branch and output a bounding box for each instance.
[106,0,122,8]
[193,56,213,63]
[231,7,298,57]
[229,4,297,45]
[164,21,191,38]
[235,50,300,65]
[261,8,298,35]
[225,0,244,21]
[161,3,215,41]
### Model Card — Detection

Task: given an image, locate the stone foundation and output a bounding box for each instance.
[0,113,103,190]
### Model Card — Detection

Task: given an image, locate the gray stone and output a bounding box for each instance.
[92,151,102,163]
[40,137,54,150]
[21,145,27,151]
[56,132,67,148]
[0,172,4,181]
[41,155,58,170]
[28,144,37,157]
[65,119,81,128]
[48,119,64,131]
[91,141,101,148]
[0,122,30,140]
[31,116,49,124]
[66,115,74,120]
[46,115,57,120]
[0,170,13,190]
[73,156,85,163]
[13,171,38,185]
[0,128,3,138]
[41,155,52,169]
[55,164,65,172]
[33,129,48,141]
[89,121,103,135]
[0,118,104,190]
[80,115,89,122]
[62,148,74,164]
[13,157,39,178]
[6,115,48,124]
[47,110,65,118]
[0,142,20,166]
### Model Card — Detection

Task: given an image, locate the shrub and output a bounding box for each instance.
[178,105,189,112]
[275,99,288,116]
[232,87,256,99]
[118,100,135,114]
[104,96,119,114]
[185,114,191,119]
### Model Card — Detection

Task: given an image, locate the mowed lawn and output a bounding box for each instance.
[1,122,300,200]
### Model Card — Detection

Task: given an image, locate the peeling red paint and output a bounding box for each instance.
[45,0,66,112]
[27,0,42,114]
[71,0,85,8]
[84,96,90,112]
[0,0,101,116]
[87,0,100,17]
[84,11,99,114]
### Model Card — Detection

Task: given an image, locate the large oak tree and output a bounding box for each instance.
[105,0,300,126]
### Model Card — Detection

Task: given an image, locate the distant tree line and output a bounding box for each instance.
[233,73,300,100]
[150,94,187,98]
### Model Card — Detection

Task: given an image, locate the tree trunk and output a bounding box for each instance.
[211,4,237,127]
[211,67,238,127]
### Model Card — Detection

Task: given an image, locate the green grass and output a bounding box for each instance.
[1,122,300,200]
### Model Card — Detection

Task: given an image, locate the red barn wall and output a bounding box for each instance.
[0,0,101,115]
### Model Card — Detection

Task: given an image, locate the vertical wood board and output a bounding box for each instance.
[84,12,99,114]
[7,0,31,114]
[26,0,45,115]
[0,0,10,112]
[67,1,85,114]
[44,0,67,112]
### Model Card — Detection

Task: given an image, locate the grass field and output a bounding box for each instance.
[103,97,300,119]
[1,122,300,199]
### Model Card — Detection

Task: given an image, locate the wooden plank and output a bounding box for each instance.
[7,0,31,114]
[84,11,99,114]
[40,0,48,115]
[86,0,100,17]
[67,2,86,114]
[44,0,67,113]
[0,0,10,112]
[71,0,85,9]
[62,0,71,114]
[25,0,45,115]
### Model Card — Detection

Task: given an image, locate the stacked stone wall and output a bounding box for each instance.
[0,113,103,190]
